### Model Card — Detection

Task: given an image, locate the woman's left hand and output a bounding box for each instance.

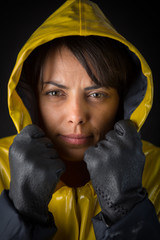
[84,120,146,224]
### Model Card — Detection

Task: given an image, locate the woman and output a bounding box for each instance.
[0,0,160,239]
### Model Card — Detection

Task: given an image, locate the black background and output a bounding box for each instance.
[0,1,159,146]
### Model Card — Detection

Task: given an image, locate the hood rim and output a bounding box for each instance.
[7,0,153,133]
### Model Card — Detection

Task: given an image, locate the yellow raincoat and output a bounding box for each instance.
[0,0,160,239]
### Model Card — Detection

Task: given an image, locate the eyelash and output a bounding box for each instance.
[46,90,65,97]
[45,90,109,101]
[88,92,108,99]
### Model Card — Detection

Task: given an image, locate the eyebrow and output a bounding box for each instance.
[84,85,102,91]
[43,81,69,89]
[43,81,102,91]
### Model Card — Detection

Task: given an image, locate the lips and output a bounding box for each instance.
[58,134,93,146]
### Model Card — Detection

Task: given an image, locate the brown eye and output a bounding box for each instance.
[47,90,64,96]
[89,92,108,98]
[90,93,103,98]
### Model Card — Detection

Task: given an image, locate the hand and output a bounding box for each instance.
[84,120,146,224]
[9,124,65,224]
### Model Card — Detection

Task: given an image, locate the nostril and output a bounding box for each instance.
[68,119,84,125]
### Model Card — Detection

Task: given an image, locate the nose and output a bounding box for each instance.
[67,97,89,126]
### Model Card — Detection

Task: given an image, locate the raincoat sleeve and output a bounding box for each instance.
[0,190,57,240]
[92,197,160,240]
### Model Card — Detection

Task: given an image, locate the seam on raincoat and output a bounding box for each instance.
[79,0,82,35]
[79,0,87,36]
[1,2,159,238]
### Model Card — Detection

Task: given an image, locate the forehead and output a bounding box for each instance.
[42,46,94,86]
[44,46,85,73]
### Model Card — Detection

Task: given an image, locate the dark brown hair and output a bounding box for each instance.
[22,36,140,95]
[20,36,141,120]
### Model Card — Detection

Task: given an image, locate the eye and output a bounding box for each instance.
[46,90,65,97]
[89,92,108,98]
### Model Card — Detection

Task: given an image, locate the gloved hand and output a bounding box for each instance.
[9,124,65,225]
[84,120,146,224]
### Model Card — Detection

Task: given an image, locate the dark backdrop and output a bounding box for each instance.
[0,1,159,146]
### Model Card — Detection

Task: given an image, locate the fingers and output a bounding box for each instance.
[55,161,66,178]
[84,145,101,175]
[104,120,139,142]
[21,125,66,174]
[114,120,137,137]
[14,125,54,147]
[85,120,141,165]
[19,124,45,138]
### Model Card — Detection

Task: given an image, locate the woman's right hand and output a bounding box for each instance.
[9,124,65,225]
[84,120,146,225]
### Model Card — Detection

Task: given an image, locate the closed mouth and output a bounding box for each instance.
[58,134,93,146]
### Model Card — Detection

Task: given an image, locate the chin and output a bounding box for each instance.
[58,147,88,162]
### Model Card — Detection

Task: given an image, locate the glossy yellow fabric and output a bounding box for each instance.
[0,137,160,239]
[8,0,153,133]
[0,0,160,239]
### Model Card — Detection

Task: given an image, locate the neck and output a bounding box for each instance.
[60,160,90,188]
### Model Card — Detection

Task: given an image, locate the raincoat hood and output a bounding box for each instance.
[8,0,153,134]
[1,2,160,239]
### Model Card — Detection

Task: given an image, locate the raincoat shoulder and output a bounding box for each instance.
[0,0,160,239]
[142,140,160,219]
[0,135,14,193]
[0,137,160,240]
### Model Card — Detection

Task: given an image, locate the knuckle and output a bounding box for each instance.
[84,146,94,159]
[105,131,115,141]
[20,124,45,138]
[114,122,125,136]
[115,120,137,138]
[84,147,99,172]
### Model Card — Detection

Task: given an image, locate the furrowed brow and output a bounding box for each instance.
[84,85,102,91]
[42,82,103,91]
[42,81,69,89]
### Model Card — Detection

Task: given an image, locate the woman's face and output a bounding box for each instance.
[38,46,119,162]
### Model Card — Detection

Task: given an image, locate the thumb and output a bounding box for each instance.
[114,120,138,137]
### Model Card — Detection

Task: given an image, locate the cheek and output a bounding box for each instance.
[38,93,119,144]
[38,100,63,136]
[92,100,119,140]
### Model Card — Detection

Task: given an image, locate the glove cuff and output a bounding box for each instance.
[9,189,54,226]
[100,187,147,224]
